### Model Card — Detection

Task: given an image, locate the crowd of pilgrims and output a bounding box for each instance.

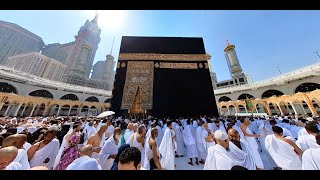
[0,114,320,170]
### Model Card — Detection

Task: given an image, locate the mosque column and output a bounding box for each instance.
[4,105,12,116]
[304,96,319,117]
[42,107,50,117]
[255,105,259,113]
[56,106,62,116]
[244,105,248,113]
[33,105,41,116]
[234,105,239,114]
[13,104,22,117]
[277,104,284,116]
[300,104,307,115]
[227,107,231,116]
[67,107,72,116]
[290,103,298,115]
[265,104,272,116]
[87,107,91,116]
[77,106,82,115]
[29,105,36,117]
[20,105,27,117]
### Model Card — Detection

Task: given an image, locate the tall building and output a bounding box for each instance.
[6,52,66,81]
[91,61,105,79]
[0,20,44,65]
[216,41,248,88]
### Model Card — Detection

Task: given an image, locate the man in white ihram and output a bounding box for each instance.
[301,134,320,170]
[159,121,176,170]
[240,117,264,169]
[204,130,236,170]
[265,126,302,170]
[227,128,256,170]
[183,120,199,166]
[67,144,101,170]
[98,127,121,170]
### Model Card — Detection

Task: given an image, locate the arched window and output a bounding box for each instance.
[0,82,17,94]
[85,96,99,102]
[295,83,320,93]
[261,90,284,99]
[29,90,53,99]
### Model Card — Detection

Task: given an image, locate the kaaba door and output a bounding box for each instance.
[129,86,144,115]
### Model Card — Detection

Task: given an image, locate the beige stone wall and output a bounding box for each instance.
[217,89,320,117]
[0,92,110,117]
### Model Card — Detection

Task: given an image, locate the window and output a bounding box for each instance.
[239,78,244,82]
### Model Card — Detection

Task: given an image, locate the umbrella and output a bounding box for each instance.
[97,111,115,118]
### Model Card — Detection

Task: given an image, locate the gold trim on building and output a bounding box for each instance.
[118,53,211,61]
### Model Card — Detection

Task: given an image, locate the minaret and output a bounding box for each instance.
[224,40,243,77]
[104,37,116,89]
[224,40,248,85]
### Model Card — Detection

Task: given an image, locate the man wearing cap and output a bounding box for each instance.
[204,130,236,170]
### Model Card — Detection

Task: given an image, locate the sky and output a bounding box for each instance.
[0,10,319,82]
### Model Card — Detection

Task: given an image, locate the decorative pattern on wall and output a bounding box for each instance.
[121,61,154,110]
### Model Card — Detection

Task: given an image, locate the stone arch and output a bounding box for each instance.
[17,103,26,117]
[220,105,228,116]
[0,102,10,116]
[60,94,79,101]
[238,94,255,100]
[238,105,246,113]
[89,106,98,116]
[228,105,236,115]
[70,105,79,116]
[279,101,295,115]
[22,103,34,117]
[104,98,112,103]
[85,96,99,102]
[218,96,232,102]
[295,82,320,93]
[59,105,71,116]
[32,103,46,116]
[48,104,60,116]
[29,90,53,99]
[0,82,18,94]
[268,102,281,115]
[312,99,320,115]
[262,89,284,99]
[256,103,267,113]
[301,100,312,116]
[81,105,89,116]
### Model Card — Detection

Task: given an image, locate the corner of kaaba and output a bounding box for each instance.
[110,36,219,118]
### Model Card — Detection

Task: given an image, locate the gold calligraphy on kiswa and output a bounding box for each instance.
[159,62,198,69]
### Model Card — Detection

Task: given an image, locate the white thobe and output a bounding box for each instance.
[23,142,32,152]
[243,126,264,169]
[204,144,235,170]
[175,126,184,156]
[13,149,30,170]
[228,140,256,170]
[183,125,198,158]
[302,148,320,170]
[265,134,302,170]
[67,155,102,170]
[98,136,120,170]
[196,126,206,159]
[156,125,163,146]
[296,134,320,152]
[30,139,60,170]
[85,126,97,142]
[159,128,175,170]
[5,162,23,170]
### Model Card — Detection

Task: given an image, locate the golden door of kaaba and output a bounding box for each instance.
[110,36,219,118]
[121,61,154,116]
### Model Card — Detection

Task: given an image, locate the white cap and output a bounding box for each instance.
[214,130,228,141]
[48,125,59,131]
[306,117,314,122]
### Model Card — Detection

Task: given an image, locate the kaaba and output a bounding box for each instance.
[110,36,219,118]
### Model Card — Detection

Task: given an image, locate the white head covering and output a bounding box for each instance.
[27,119,33,123]
[214,130,228,141]
[306,117,314,122]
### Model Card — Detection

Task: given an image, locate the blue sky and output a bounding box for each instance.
[0,10,319,82]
